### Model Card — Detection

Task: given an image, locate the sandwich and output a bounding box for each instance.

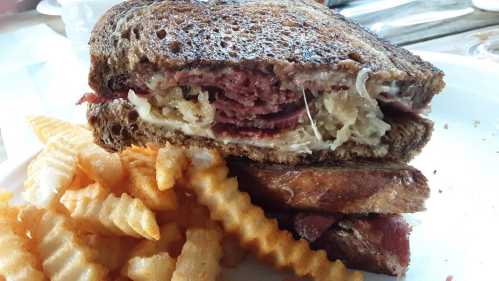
[81,0,444,276]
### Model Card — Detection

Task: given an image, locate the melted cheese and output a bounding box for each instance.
[129,73,391,154]
[129,90,214,137]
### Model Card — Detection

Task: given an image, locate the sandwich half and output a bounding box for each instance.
[82,0,442,276]
[229,159,429,276]
[84,0,443,165]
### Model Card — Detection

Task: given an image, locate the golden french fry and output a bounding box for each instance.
[186,149,363,281]
[0,204,46,281]
[19,206,107,281]
[124,252,176,281]
[69,183,110,200]
[121,146,176,210]
[129,223,183,258]
[27,116,125,190]
[171,227,223,281]
[23,137,78,208]
[83,234,136,272]
[156,143,188,191]
[69,165,95,189]
[121,223,182,279]
[60,184,160,240]
[26,115,92,145]
[78,142,124,190]
[0,202,25,237]
[157,190,213,229]
[221,235,248,268]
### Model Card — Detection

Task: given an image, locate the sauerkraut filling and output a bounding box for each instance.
[128,68,392,154]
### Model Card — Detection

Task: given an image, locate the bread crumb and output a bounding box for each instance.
[433,169,437,175]
[443,123,448,129]
[473,120,480,127]
[446,275,454,281]
[438,189,443,194]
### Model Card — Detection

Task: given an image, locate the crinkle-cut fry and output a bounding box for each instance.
[23,137,78,208]
[78,142,124,190]
[0,203,23,235]
[19,206,107,281]
[121,147,176,210]
[69,166,94,189]
[156,143,188,191]
[171,227,223,281]
[124,252,176,281]
[186,152,363,281]
[0,223,47,281]
[127,165,177,211]
[27,115,125,189]
[26,115,93,145]
[129,223,182,258]
[0,204,46,281]
[65,183,110,200]
[60,184,160,240]
[158,191,213,229]
[83,234,136,272]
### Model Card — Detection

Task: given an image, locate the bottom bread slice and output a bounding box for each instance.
[87,99,433,165]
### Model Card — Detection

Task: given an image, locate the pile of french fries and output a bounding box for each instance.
[0,116,363,281]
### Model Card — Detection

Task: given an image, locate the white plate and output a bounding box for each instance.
[36,0,62,16]
[1,52,498,281]
[473,0,499,12]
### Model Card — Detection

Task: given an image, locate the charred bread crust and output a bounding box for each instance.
[314,215,410,276]
[88,0,444,99]
[87,98,433,164]
[229,160,429,214]
[270,212,411,276]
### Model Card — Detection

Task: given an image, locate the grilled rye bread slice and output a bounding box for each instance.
[87,98,433,164]
[89,0,444,103]
[86,0,442,164]
[229,159,429,214]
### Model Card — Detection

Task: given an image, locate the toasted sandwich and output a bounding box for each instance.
[84,0,442,164]
[82,0,443,276]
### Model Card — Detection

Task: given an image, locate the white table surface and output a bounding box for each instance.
[0,23,89,168]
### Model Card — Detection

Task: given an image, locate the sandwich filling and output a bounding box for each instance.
[85,66,400,154]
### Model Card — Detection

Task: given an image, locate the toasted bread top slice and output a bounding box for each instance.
[89,0,444,99]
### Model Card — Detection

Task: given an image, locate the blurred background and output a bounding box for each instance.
[1,0,499,165]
